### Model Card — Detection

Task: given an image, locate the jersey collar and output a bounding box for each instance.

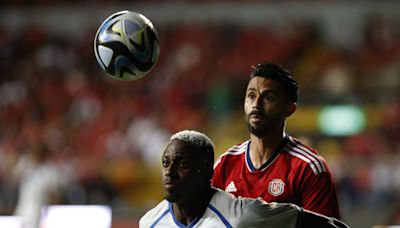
[168,203,200,228]
[246,134,289,172]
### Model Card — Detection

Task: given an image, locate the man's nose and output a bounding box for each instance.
[253,95,263,109]
[163,163,177,176]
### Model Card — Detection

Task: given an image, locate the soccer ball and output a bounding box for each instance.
[94,10,160,80]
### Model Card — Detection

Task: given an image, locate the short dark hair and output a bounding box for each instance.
[250,61,299,103]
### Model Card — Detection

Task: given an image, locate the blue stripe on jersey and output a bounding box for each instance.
[245,141,255,171]
[207,204,232,228]
[150,208,170,228]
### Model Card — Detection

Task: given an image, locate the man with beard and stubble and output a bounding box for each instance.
[212,61,341,219]
[139,130,348,227]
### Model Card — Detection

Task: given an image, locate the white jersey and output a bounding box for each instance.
[139,189,300,228]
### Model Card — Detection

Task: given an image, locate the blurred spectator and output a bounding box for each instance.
[13,142,70,228]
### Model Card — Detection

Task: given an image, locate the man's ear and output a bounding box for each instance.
[286,102,297,117]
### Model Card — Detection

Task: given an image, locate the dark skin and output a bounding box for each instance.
[244,76,296,169]
[161,139,215,226]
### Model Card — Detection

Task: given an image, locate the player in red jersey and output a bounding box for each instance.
[212,61,341,219]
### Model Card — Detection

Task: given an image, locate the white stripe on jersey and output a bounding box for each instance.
[287,146,323,173]
[230,140,249,151]
[294,143,327,172]
[213,140,248,169]
[287,150,319,174]
[286,139,327,175]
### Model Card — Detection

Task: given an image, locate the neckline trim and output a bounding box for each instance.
[246,134,289,172]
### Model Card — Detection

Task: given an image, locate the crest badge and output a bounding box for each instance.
[268,179,285,197]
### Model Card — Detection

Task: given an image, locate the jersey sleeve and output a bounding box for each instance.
[300,209,349,228]
[236,200,300,228]
[237,199,349,228]
[139,213,151,228]
[138,201,168,228]
[300,169,341,219]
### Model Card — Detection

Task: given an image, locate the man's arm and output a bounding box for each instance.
[301,166,341,219]
[300,208,349,228]
[236,200,299,228]
[236,199,349,228]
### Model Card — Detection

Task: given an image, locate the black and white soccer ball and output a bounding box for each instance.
[94,10,160,80]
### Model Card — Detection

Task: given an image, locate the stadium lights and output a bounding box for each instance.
[318,105,366,136]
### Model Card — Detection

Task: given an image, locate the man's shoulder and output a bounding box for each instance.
[287,136,321,155]
[210,189,284,212]
[139,200,169,226]
[208,188,256,222]
[284,136,329,175]
[224,140,249,155]
[214,140,249,167]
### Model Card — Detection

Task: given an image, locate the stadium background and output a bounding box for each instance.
[0,1,399,228]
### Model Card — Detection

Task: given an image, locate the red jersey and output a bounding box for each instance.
[212,135,341,219]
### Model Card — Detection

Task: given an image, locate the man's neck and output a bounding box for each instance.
[249,132,286,169]
[172,188,215,225]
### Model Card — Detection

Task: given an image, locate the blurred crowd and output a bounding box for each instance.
[0,7,399,228]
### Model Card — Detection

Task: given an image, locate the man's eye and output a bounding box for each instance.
[261,93,275,102]
[178,161,189,169]
[247,93,256,99]
[263,95,274,102]
[162,160,170,167]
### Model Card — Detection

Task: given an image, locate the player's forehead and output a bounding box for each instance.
[163,140,199,159]
[246,76,284,92]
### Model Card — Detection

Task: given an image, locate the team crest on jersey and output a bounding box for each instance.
[268,179,285,196]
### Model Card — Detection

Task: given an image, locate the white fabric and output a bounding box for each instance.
[139,189,300,228]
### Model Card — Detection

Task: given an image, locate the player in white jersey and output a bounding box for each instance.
[139,130,348,228]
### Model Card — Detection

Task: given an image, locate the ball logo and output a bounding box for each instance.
[268,179,285,197]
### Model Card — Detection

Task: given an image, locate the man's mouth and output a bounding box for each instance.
[164,180,177,189]
[249,111,265,120]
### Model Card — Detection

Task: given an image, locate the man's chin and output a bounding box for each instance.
[248,125,270,138]
[164,195,177,202]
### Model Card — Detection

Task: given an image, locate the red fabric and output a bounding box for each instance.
[212,136,341,219]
